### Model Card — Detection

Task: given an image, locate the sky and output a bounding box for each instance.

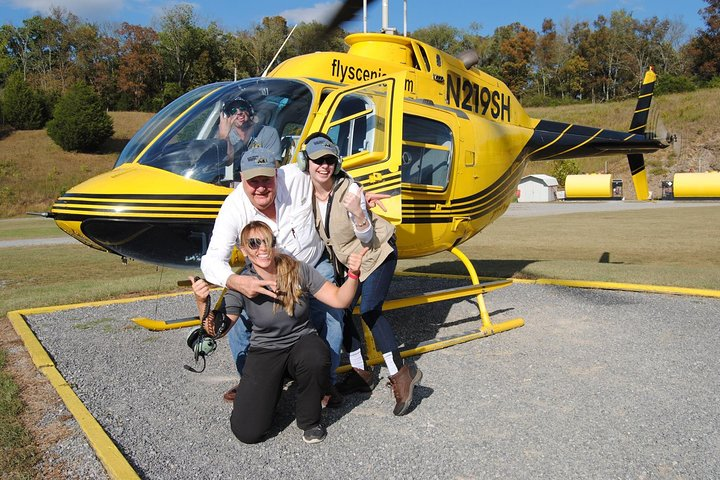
[0,0,709,41]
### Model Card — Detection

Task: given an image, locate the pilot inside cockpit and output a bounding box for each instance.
[217,97,281,176]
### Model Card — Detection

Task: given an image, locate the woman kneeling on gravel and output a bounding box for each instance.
[190,221,366,444]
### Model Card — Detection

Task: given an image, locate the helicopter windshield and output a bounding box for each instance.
[117,79,314,185]
[114,83,226,169]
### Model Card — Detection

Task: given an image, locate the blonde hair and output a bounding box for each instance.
[241,221,302,315]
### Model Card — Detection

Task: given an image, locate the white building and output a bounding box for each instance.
[517,174,559,202]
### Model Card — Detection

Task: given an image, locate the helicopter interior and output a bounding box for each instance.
[125,79,315,185]
[322,82,453,191]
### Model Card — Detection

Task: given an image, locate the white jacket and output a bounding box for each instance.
[200,163,324,287]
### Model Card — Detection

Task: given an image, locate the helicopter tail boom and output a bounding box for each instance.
[524,67,667,200]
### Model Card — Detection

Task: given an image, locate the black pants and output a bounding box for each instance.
[230,333,330,444]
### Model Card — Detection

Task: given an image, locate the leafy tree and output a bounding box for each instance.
[46,82,114,151]
[158,4,206,90]
[117,23,162,110]
[551,160,581,186]
[188,22,230,88]
[288,22,347,59]
[0,27,14,85]
[73,23,119,108]
[655,74,696,94]
[221,30,252,81]
[411,23,464,53]
[1,21,36,81]
[242,16,290,77]
[494,23,537,97]
[2,71,47,129]
[688,0,720,80]
[535,19,561,97]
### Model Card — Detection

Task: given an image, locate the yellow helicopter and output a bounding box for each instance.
[48,0,670,360]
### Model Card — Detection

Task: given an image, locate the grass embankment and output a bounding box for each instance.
[0,111,153,218]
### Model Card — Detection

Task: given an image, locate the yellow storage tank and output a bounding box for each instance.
[564,174,612,199]
[672,172,720,198]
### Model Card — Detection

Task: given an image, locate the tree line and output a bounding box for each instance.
[1,1,719,117]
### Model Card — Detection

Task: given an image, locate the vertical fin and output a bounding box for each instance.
[627,67,656,200]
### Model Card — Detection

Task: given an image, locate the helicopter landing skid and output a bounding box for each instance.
[340,246,524,372]
[131,316,200,331]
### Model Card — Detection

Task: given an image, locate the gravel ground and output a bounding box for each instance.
[23,277,720,479]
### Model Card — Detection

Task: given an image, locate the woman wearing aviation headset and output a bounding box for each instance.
[190,221,367,444]
[298,132,423,416]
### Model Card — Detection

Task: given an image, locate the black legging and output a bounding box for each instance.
[230,333,330,443]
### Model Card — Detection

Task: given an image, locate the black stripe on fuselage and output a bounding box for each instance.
[58,193,229,201]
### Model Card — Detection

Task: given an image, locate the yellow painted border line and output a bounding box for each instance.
[7,309,139,480]
[5,290,198,478]
[516,278,720,298]
[396,271,720,298]
[4,288,207,478]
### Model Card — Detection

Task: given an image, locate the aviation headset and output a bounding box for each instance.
[184,279,231,374]
[222,96,255,118]
[296,132,342,175]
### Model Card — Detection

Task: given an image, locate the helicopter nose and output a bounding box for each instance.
[50,164,228,268]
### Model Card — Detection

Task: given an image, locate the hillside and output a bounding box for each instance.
[525,88,720,199]
[0,111,153,218]
[0,88,717,217]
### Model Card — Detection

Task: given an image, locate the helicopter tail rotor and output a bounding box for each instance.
[650,108,682,158]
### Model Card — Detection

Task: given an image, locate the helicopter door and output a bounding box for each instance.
[310,72,406,224]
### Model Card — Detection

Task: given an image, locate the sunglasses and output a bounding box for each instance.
[310,155,338,166]
[246,237,273,250]
[225,107,249,116]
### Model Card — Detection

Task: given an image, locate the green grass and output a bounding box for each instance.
[0,217,65,241]
[397,205,720,290]
[0,349,39,480]
[1,244,198,317]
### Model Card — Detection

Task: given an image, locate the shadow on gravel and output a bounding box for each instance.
[406,259,535,278]
[260,362,435,437]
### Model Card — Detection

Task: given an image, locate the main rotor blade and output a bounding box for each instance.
[321,0,378,38]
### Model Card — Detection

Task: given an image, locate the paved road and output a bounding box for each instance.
[503,199,720,217]
[23,277,720,479]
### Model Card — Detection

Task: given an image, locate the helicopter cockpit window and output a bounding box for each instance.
[326,94,375,157]
[114,83,224,168]
[401,115,453,189]
[131,79,313,185]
